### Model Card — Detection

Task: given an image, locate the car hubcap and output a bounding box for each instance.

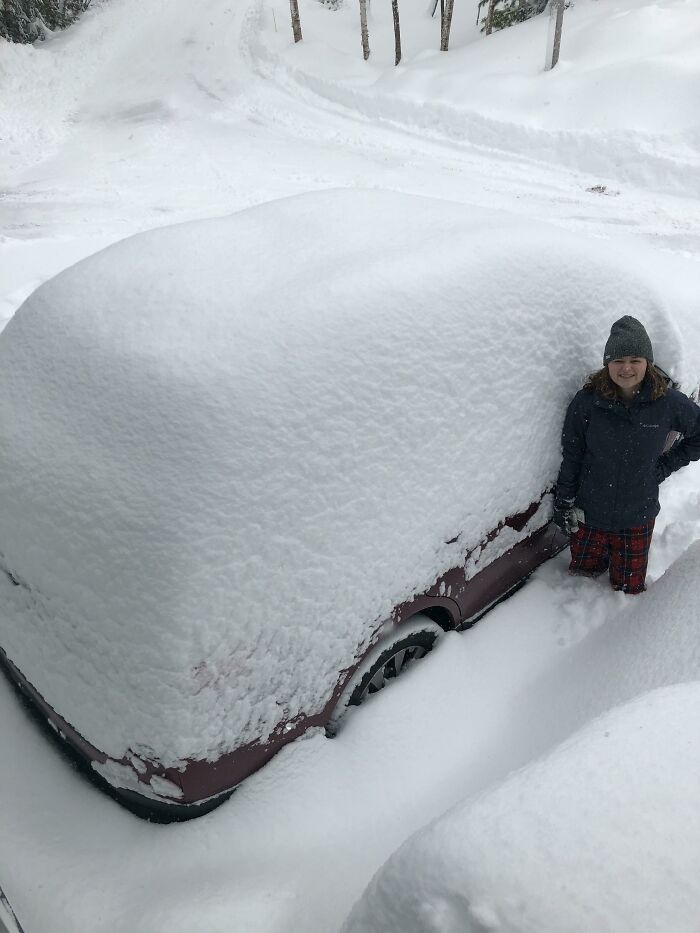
[359,643,429,702]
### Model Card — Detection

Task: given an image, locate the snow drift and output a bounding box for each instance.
[256,0,700,196]
[342,536,700,933]
[343,679,700,933]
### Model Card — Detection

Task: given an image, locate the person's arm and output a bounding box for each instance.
[656,393,700,482]
[556,392,589,500]
[552,392,589,534]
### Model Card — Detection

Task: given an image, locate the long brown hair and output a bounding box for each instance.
[584,362,668,401]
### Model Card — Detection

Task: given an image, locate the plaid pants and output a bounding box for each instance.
[568,520,655,594]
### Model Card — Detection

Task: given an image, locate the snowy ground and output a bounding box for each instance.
[1,466,700,933]
[1,0,700,930]
[343,678,700,933]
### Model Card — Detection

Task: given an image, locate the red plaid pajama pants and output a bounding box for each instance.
[568,520,655,595]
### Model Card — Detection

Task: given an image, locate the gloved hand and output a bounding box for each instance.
[552,496,579,535]
[655,457,673,485]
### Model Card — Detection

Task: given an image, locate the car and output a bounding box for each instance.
[0,188,695,819]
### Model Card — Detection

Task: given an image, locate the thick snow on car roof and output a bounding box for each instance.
[0,189,696,769]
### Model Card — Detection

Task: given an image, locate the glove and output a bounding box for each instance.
[552,496,579,536]
[655,457,673,485]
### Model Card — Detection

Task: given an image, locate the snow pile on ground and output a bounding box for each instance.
[1,187,695,774]
[342,536,700,933]
[342,680,700,933]
[519,517,700,741]
[255,0,700,195]
[0,0,245,182]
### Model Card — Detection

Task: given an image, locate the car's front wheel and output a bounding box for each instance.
[326,614,443,737]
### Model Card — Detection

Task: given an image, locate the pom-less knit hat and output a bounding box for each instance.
[603,315,653,365]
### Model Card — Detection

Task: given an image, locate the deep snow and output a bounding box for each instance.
[2,189,698,781]
[258,0,700,196]
[1,0,700,930]
[1,463,700,933]
[343,680,700,933]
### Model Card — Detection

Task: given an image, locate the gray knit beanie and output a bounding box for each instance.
[603,316,653,365]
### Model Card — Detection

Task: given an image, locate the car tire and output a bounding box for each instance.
[325,614,442,737]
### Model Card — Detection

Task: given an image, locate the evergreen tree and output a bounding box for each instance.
[479,0,548,33]
[1,0,92,44]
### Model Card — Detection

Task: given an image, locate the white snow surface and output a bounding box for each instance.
[258,0,700,197]
[342,680,700,933]
[2,0,700,930]
[343,539,700,933]
[2,475,700,933]
[6,188,699,766]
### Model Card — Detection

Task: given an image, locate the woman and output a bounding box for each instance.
[553,315,700,594]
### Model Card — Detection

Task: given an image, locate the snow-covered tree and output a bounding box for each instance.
[0,0,92,43]
[479,0,548,34]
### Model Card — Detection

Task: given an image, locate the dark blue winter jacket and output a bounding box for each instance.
[556,382,700,531]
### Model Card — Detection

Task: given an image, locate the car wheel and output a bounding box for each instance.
[326,614,442,737]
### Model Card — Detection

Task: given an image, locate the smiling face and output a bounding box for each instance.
[607,356,648,398]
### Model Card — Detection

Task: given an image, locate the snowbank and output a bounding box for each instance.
[0,0,245,183]
[342,678,700,933]
[0,188,696,776]
[509,516,700,746]
[255,0,700,195]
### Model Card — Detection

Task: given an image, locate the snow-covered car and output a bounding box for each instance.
[0,189,694,819]
[341,543,700,933]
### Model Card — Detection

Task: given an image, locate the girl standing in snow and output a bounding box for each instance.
[553,315,700,594]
